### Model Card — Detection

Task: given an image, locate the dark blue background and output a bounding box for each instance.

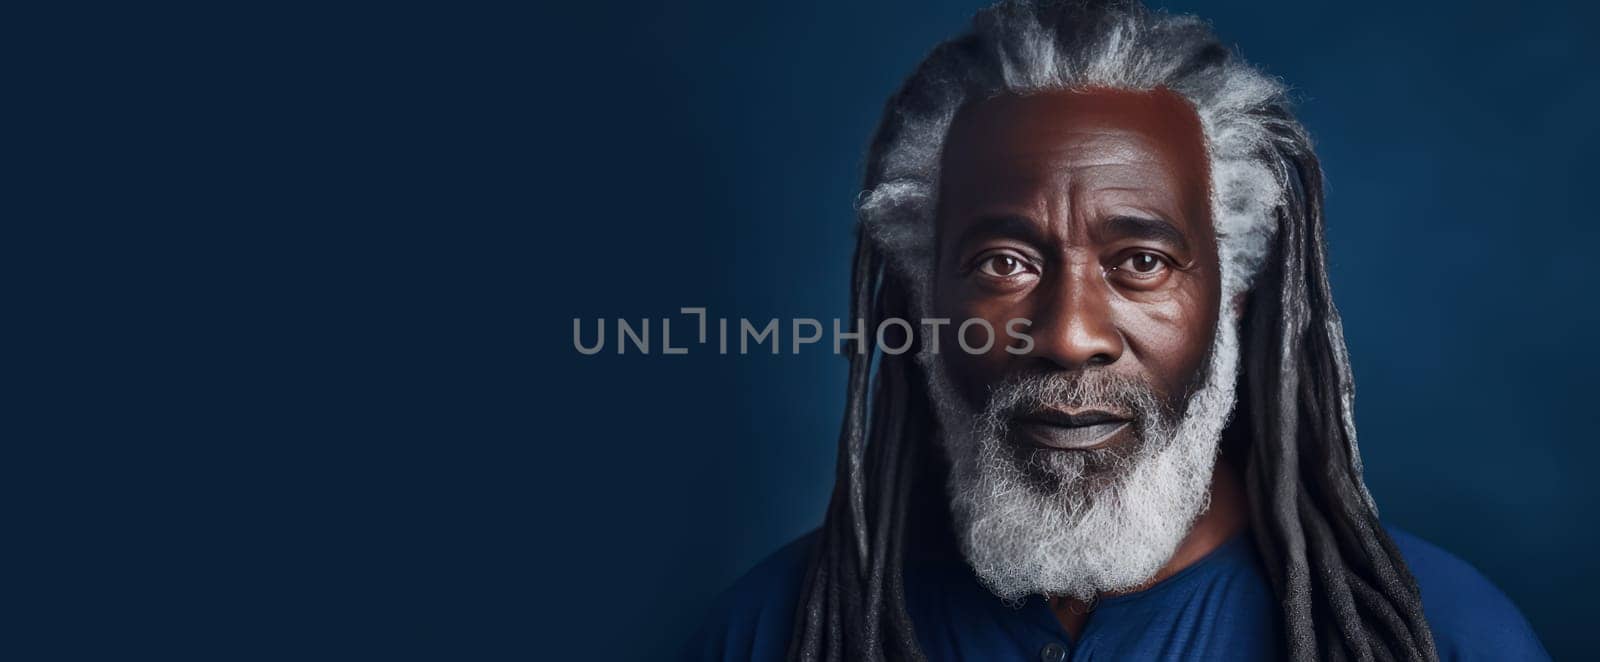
[535,1,1599,659]
[22,0,1596,659]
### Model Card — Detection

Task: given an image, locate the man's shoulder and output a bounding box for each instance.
[1385,525,1549,661]
[681,530,817,662]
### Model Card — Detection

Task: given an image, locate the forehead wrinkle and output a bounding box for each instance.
[945,162,1180,230]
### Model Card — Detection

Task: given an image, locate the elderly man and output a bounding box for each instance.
[688,1,1546,660]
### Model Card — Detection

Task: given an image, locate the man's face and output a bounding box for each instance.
[922,88,1235,601]
[933,88,1221,462]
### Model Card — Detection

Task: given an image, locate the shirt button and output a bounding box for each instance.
[1040,641,1067,662]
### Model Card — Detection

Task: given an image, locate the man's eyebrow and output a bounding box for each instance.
[950,214,1046,250]
[1103,214,1190,251]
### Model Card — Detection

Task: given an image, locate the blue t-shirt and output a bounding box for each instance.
[685,527,1547,661]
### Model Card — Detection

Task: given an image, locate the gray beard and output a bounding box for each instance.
[918,317,1242,603]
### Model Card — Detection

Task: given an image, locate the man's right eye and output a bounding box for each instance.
[974,251,1037,280]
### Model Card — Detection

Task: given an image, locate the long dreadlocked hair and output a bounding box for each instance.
[787,1,1438,660]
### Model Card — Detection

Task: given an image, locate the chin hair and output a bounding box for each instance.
[919,317,1241,603]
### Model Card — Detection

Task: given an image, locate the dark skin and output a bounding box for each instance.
[931,88,1247,637]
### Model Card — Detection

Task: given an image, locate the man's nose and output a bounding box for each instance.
[1024,266,1124,370]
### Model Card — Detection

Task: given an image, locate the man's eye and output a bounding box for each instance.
[977,253,1032,278]
[1113,252,1168,276]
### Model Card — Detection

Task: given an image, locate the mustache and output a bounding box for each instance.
[981,370,1169,424]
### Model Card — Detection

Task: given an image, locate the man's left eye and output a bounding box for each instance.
[1111,252,1169,277]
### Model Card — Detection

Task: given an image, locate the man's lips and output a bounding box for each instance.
[1008,408,1132,451]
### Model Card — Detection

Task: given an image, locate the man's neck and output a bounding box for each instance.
[1047,459,1248,637]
